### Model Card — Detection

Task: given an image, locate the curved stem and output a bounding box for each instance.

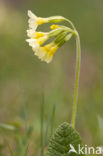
[71,32,81,128]
[65,18,76,30]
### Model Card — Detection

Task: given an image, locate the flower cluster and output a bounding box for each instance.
[26,10,75,63]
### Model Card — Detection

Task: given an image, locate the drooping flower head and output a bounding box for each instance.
[26,10,75,63]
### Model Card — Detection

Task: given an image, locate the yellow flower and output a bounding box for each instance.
[28,10,48,31]
[50,24,59,30]
[26,32,48,46]
[26,30,48,48]
[26,33,48,49]
[26,12,74,63]
[34,32,45,39]
[35,42,58,63]
[37,36,48,45]
[27,29,48,40]
[26,32,49,54]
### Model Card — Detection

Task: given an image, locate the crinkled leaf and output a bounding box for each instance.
[46,122,85,156]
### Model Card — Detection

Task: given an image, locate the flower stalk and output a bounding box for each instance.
[71,31,81,128]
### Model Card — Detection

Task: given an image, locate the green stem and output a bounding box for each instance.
[71,31,81,128]
[65,18,76,30]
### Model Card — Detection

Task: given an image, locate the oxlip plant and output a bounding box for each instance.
[26,10,84,156]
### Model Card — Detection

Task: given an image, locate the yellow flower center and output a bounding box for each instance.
[50,46,58,55]
[43,42,54,52]
[43,42,58,55]
[35,32,45,39]
[50,24,59,30]
[37,36,47,45]
[37,18,47,25]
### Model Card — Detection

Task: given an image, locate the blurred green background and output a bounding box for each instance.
[0,0,103,154]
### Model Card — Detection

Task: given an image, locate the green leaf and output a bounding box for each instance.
[46,122,85,156]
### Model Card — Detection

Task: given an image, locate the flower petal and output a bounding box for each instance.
[28,10,37,30]
[27,29,35,38]
[28,10,37,19]
[26,39,39,50]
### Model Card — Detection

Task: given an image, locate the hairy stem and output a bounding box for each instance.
[71,31,81,128]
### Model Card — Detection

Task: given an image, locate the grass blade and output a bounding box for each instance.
[4,139,14,156]
[43,104,56,149]
[50,104,55,135]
